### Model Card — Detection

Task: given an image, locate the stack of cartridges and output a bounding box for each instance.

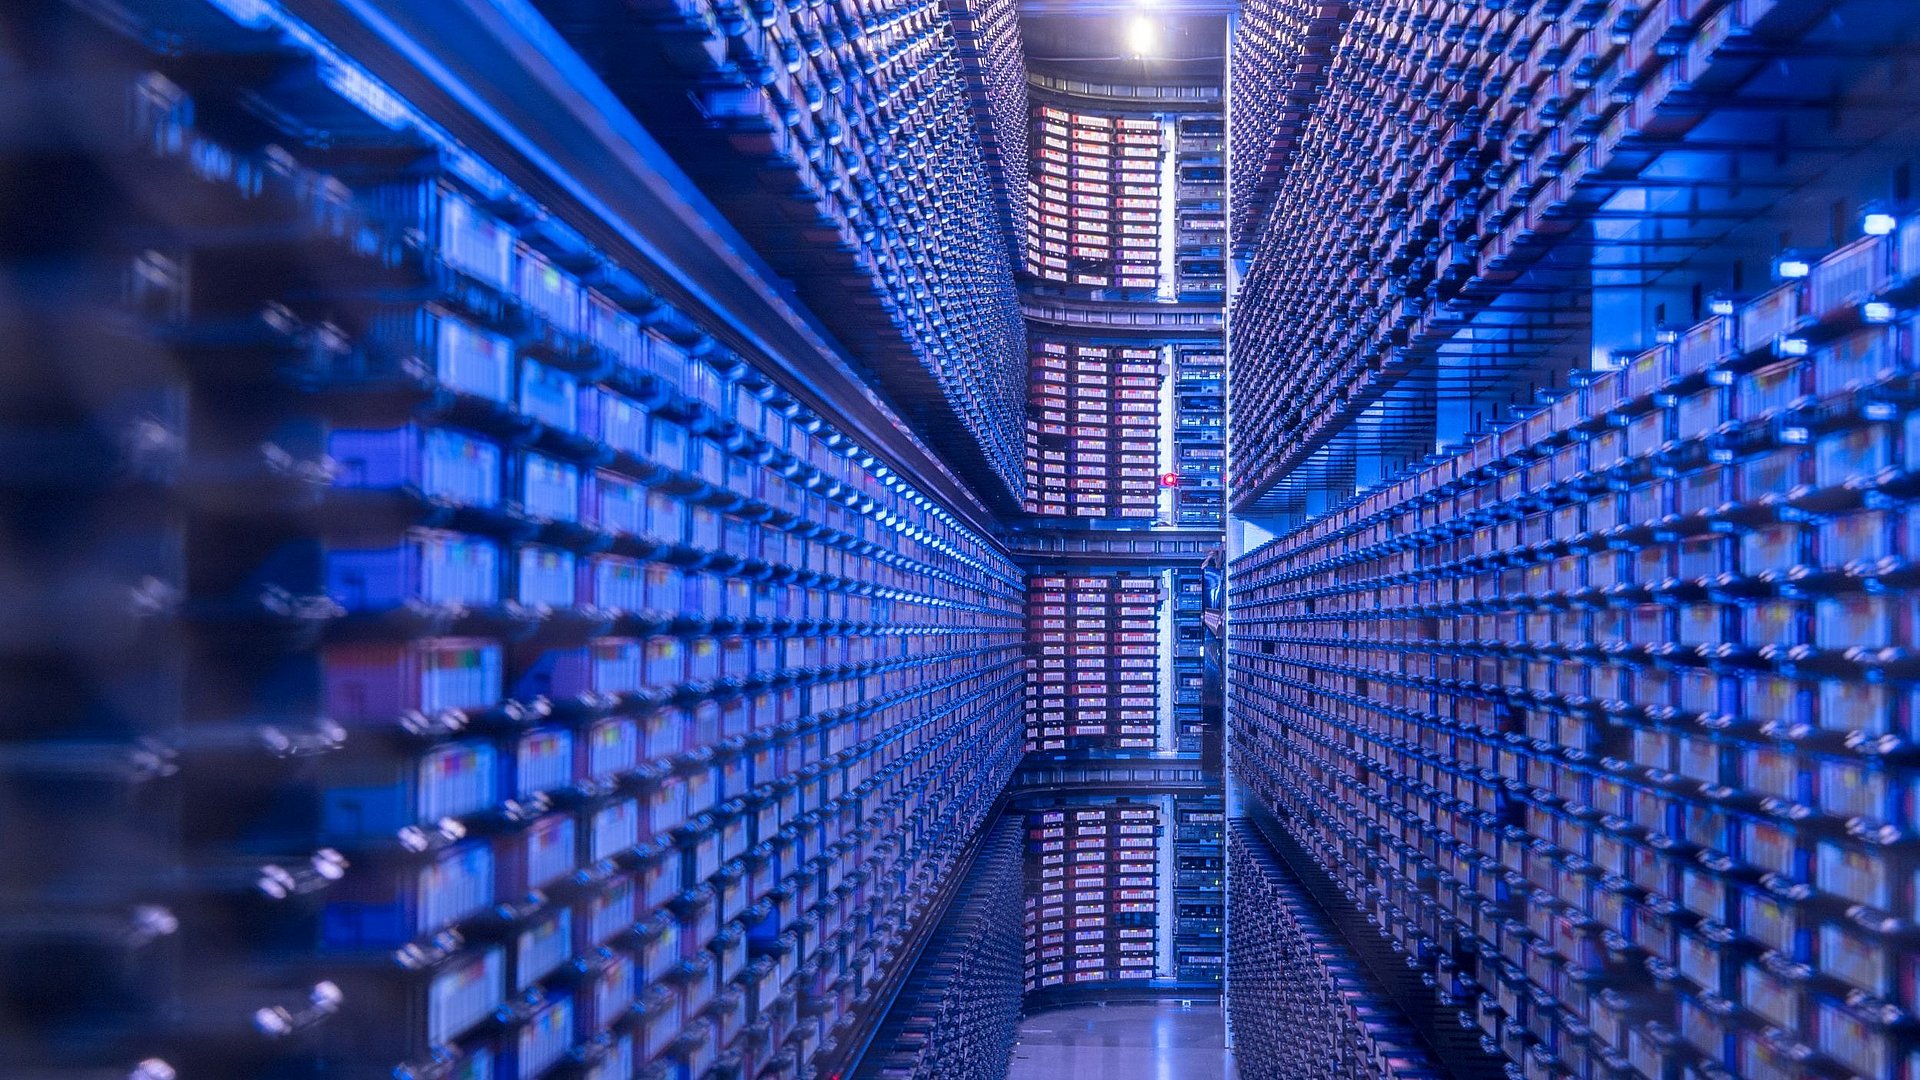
[1024,341,1166,519]
[1026,106,1164,293]
[1233,218,1920,1080]
[1026,575,1164,751]
[0,4,1029,1076]
[1023,801,1163,989]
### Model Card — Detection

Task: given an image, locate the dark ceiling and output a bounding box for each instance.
[1019,11,1228,85]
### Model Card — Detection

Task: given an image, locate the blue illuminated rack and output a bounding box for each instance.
[850,818,1025,1080]
[0,2,1035,1078]
[1228,819,1461,1080]
[1228,0,1920,516]
[530,0,1034,506]
[1232,216,1920,1080]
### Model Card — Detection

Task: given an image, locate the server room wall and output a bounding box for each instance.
[851,819,1028,1080]
[0,3,1033,1078]
[535,0,1034,504]
[1226,4,1920,1080]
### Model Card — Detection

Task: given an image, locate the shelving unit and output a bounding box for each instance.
[1025,575,1164,753]
[1227,820,1449,1080]
[1228,0,1348,253]
[1171,116,1227,304]
[1026,106,1165,296]
[1023,341,1165,520]
[1171,568,1212,754]
[946,0,1032,260]
[1231,217,1920,1080]
[1172,344,1226,528]
[1227,0,1920,516]
[0,2,1032,1078]
[535,0,1033,503]
[851,819,1025,1080]
[1170,794,1225,984]
[1021,800,1164,990]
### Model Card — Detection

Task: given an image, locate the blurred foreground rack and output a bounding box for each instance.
[0,1,1031,1076]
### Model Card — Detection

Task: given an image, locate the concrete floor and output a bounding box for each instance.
[1005,1001,1236,1080]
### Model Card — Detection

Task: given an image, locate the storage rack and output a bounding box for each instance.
[534,0,1033,504]
[944,0,1032,261]
[1227,0,1920,515]
[1025,105,1165,295]
[1171,115,1227,304]
[1021,799,1165,990]
[1227,821,1448,1080]
[1171,794,1226,985]
[1226,0,1348,252]
[1172,568,1213,754]
[849,818,1025,1080]
[1231,213,1920,1080]
[1026,574,1165,753]
[1010,79,1225,1026]
[1023,340,1166,520]
[1172,344,1226,528]
[0,2,1034,1078]
[1237,806,1514,1080]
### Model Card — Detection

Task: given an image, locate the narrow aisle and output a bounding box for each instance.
[1006,1001,1236,1080]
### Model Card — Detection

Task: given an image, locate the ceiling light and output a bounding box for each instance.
[1126,16,1158,57]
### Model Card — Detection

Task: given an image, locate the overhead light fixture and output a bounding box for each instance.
[1126,15,1158,57]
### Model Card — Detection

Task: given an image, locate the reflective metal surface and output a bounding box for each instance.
[1007,1002,1235,1080]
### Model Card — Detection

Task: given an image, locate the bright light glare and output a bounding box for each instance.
[1127,16,1158,56]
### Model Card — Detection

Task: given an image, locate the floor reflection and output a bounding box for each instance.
[1006,1001,1236,1080]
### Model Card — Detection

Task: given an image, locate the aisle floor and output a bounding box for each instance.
[1005,1001,1236,1080]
